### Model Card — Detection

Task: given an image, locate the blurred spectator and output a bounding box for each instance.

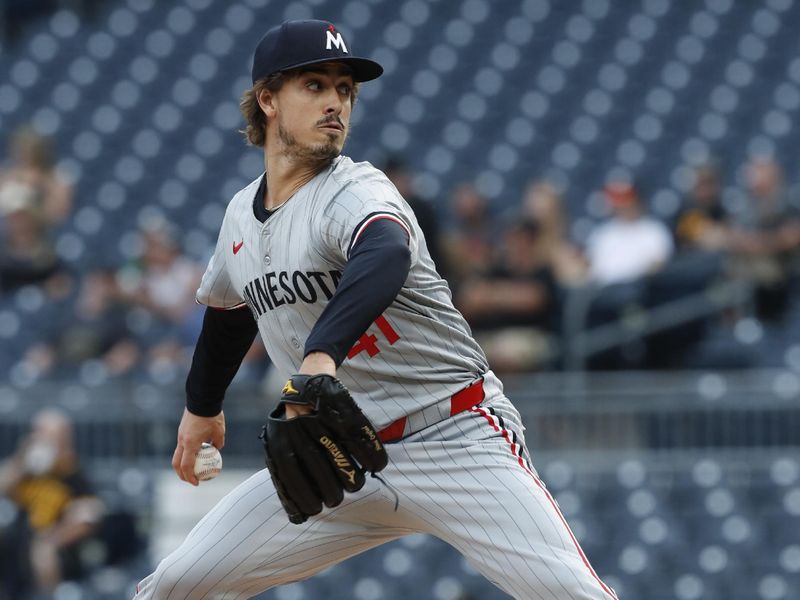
[586,182,674,286]
[24,269,141,379]
[521,179,588,286]
[115,220,204,374]
[0,125,73,228]
[382,157,444,273]
[456,217,557,372]
[0,409,103,598]
[584,182,727,369]
[441,183,494,286]
[726,156,800,319]
[674,161,729,252]
[0,180,62,294]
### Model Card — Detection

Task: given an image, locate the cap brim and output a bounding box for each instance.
[280,56,383,82]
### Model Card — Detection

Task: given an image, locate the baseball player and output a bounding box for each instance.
[134,20,617,600]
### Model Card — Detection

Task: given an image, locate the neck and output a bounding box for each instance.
[262,147,333,210]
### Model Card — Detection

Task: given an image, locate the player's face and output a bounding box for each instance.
[275,63,354,162]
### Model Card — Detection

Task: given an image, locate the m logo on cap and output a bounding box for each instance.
[325,29,348,53]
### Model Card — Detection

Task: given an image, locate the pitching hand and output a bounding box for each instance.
[172,408,225,486]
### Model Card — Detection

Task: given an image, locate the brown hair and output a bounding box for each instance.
[239,70,361,147]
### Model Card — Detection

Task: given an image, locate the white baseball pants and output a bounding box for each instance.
[134,378,617,600]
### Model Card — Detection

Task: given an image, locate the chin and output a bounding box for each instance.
[306,143,342,162]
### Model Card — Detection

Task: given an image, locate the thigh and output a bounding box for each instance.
[135,468,405,600]
[387,396,617,600]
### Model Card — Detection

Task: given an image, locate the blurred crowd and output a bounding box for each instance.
[2,124,800,387]
[0,124,259,385]
[0,409,103,599]
[0,408,141,599]
[406,152,800,372]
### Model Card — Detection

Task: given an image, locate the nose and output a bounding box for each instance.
[324,88,343,116]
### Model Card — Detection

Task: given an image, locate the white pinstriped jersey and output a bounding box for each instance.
[197,155,489,430]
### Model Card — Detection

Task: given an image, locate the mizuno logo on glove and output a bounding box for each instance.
[320,435,357,484]
[282,380,300,395]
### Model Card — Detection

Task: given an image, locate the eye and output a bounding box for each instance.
[306,80,320,90]
[338,84,352,96]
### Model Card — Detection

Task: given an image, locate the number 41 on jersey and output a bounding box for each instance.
[347,315,400,359]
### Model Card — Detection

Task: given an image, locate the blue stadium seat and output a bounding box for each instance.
[4,0,800,595]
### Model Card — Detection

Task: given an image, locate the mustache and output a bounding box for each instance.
[316,116,345,129]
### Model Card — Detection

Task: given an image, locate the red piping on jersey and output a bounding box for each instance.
[348,214,410,257]
[206,302,248,311]
[469,406,619,600]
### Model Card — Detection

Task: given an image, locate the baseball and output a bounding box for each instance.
[194,443,223,481]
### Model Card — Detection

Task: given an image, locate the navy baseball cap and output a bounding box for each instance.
[251,20,383,84]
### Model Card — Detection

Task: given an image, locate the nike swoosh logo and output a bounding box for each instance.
[233,240,244,254]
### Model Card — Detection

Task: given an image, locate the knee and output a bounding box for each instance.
[133,560,199,600]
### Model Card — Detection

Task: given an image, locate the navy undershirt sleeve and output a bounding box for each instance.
[185,306,258,416]
[304,218,411,366]
[184,218,410,414]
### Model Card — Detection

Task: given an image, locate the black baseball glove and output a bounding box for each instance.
[260,374,388,524]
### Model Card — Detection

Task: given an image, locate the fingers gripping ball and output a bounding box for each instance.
[260,374,389,524]
[194,443,223,481]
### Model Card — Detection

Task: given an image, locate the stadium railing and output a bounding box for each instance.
[1,369,798,468]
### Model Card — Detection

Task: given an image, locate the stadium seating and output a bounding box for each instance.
[3,1,800,598]
[2,0,800,379]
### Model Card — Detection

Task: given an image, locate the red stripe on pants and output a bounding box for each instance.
[470,406,619,600]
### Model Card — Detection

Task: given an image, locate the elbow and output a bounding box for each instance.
[388,242,412,283]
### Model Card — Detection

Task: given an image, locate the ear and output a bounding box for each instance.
[257,87,277,119]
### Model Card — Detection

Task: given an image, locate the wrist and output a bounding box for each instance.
[299,352,336,376]
[185,398,223,418]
